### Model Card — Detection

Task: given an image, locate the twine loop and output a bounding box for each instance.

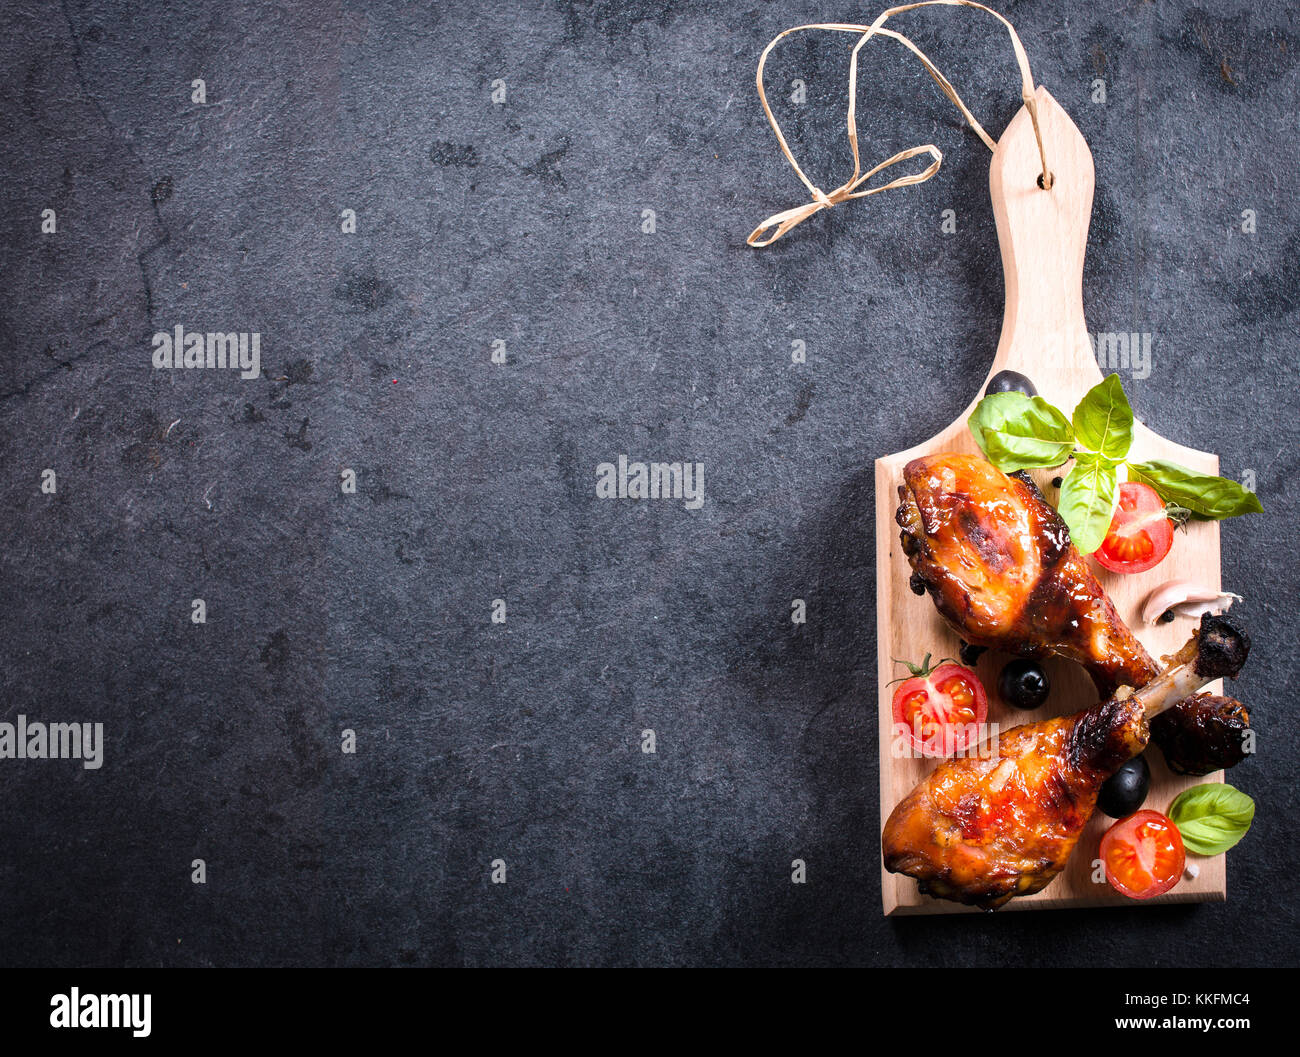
[748,1,1050,247]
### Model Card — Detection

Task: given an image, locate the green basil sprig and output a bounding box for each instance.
[968,374,1262,553]
[968,393,1074,472]
[1071,373,1133,461]
[1056,451,1118,554]
[1127,459,1263,519]
[1169,783,1255,856]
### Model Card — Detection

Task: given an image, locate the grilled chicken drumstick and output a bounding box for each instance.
[882,615,1249,909]
[897,453,1160,696]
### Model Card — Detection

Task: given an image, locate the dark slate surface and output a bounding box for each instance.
[1,0,1296,967]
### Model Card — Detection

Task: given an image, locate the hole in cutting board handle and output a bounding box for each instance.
[1037,171,1055,190]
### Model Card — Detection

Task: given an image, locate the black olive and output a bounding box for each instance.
[998,658,1050,710]
[958,640,988,666]
[1097,755,1151,818]
[984,370,1038,398]
[1051,476,1063,489]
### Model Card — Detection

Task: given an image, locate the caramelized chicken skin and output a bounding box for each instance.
[883,704,1141,908]
[1150,693,1251,776]
[896,454,1159,695]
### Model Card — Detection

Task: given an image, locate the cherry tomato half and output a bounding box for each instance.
[890,659,989,758]
[1100,809,1186,900]
[1094,482,1174,574]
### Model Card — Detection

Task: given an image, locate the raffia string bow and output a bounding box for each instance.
[748,0,1051,248]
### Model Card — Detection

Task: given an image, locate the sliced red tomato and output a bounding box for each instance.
[890,655,988,758]
[1100,809,1186,900]
[1094,481,1174,574]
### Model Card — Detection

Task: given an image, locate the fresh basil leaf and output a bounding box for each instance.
[1072,374,1134,461]
[1169,783,1255,856]
[969,392,1074,472]
[1057,451,1119,554]
[1126,459,1263,519]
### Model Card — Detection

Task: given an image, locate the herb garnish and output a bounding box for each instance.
[969,375,1261,553]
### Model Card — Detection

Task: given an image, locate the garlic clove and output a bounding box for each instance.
[1141,580,1243,626]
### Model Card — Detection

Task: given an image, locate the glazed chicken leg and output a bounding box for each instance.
[882,615,1249,909]
[897,454,1160,695]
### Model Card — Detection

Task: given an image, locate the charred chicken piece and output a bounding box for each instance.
[1151,693,1251,776]
[882,615,1250,910]
[896,454,1160,696]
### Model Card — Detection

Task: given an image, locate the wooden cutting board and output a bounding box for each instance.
[874,87,1226,915]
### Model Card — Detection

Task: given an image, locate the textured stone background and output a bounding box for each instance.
[0,0,1296,967]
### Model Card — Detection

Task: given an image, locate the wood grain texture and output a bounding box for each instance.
[874,88,1225,916]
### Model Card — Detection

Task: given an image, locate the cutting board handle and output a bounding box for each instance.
[984,87,1103,398]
